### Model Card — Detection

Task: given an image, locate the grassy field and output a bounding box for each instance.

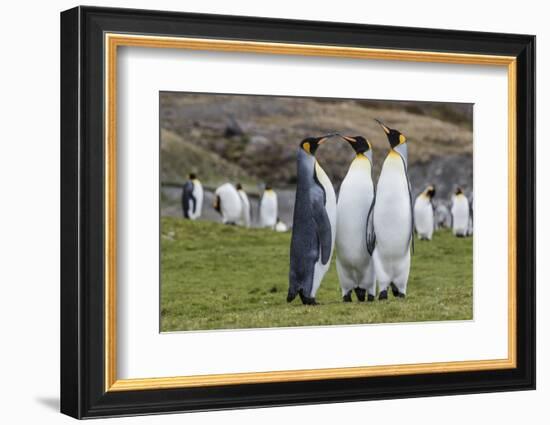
[160,217,473,332]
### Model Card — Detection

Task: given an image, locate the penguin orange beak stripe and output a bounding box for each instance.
[318,133,340,144]
[341,135,356,143]
[320,133,338,144]
[375,119,391,135]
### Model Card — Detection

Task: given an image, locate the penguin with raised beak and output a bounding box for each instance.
[367,120,414,299]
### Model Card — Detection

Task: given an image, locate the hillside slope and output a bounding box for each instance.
[161,93,473,187]
[161,129,255,186]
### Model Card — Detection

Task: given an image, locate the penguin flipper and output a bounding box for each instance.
[310,187,332,265]
[190,186,197,214]
[182,180,194,218]
[182,195,189,218]
[432,200,437,233]
[214,195,222,214]
[187,191,196,215]
[366,196,376,256]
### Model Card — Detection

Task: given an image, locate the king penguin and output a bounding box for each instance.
[414,185,436,240]
[214,183,242,225]
[367,120,414,299]
[274,218,288,233]
[181,173,204,220]
[335,135,376,302]
[259,185,278,228]
[451,187,470,237]
[288,135,337,305]
[236,183,251,228]
[467,195,474,236]
[435,203,452,230]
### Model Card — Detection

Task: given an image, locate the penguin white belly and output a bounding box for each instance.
[435,204,451,229]
[311,162,336,297]
[336,158,375,294]
[260,192,278,228]
[414,196,433,239]
[190,181,204,220]
[373,153,411,292]
[451,195,469,236]
[238,191,251,227]
[216,184,242,224]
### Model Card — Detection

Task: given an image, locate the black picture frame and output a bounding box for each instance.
[61,5,535,419]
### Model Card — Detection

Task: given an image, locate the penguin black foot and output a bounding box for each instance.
[343,291,353,303]
[367,294,375,302]
[390,283,399,297]
[390,283,406,298]
[379,290,388,300]
[299,291,318,306]
[354,288,366,302]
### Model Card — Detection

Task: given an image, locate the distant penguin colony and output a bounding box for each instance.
[197,181,284,229]
[287,135,337,305]
[414,185,436,240]
[336,135,376,302]
[181,173,203,220]
[179,120,472,305]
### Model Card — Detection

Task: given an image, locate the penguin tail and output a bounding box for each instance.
[288,285,317,305]
[287,288,297,303]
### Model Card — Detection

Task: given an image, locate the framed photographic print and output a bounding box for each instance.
[60,6,536,419]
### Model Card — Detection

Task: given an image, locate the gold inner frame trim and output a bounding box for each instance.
[104,33,518,392]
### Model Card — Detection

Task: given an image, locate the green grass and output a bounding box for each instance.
[160,217,473,332]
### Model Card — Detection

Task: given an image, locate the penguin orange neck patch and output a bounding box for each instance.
[388,149,401,158]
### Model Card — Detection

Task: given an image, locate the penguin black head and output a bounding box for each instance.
[265,184,272,191]
[375,119,407,148]
[455,187,464,196]
[189,173,197,180]
[300,134,334,155]
[236,183,243,190]
[340,135,372,154]
[425,185,436,199]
